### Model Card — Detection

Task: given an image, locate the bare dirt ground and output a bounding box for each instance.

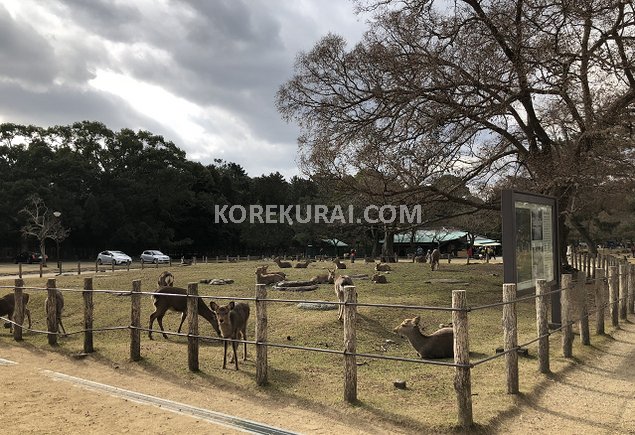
[3,321,635,434]
[490,320,635,434]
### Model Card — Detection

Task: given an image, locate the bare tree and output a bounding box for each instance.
[277,0,635,262]
[20,195,70,265]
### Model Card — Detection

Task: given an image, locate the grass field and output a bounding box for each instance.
[0,258,612,432]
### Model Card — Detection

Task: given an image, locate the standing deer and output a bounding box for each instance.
[273,256,293,268]
[45,289,66,336]
[0,293,32,332]
[393,316,454,359]
[430,249,440,271]
[334,275,354,322]
[158,271,174,287]
[149,287,221,339]
[210,301,250,370]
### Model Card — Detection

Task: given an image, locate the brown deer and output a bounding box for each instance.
[273,256,293,268]
[255,266,285,285]
[430,249,440,271]
[394,316,453,359]
[149,287,221,339]
[375,263,392,272]
[158,271,174,287]
[311,269,335,284]
[294,259,311,268]
[364,257,375,263]
[210,301,250,370]
[45,289,66,336]
[0,293,32,332]
[371,273,388,284]
[334,275,354,322]
[333,258,346,269]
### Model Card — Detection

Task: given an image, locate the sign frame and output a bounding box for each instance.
[502,190,561,322]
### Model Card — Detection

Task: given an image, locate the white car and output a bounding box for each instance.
[96,250,132,265]
[140,250,170,264]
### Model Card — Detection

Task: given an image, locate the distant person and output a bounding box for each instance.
[350,248,356,263]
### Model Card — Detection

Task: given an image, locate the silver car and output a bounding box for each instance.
[96,250,132,265]
[140,250,170,264]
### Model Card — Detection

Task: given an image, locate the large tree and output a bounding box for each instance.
[277,0,635,260]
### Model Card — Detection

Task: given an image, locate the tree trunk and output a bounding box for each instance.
[382,226,394,257]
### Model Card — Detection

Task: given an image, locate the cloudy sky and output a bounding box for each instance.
[0,0,369,178]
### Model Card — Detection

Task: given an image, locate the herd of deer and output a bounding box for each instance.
[1,254,454,366]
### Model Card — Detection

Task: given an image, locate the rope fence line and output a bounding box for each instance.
[2,256,633,429]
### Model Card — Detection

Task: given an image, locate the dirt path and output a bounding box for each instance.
[491,321,635,434]
[3,321,635,434]
[0,344,399,434]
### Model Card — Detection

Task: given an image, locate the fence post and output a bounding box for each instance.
[77,261,81,275]
[82,277,94,353]
[111,261,115,273]
[630,265,635,315]
[13,278,24,341]
[595,268,606,335]
[577,271,590,346]
[619,263,628,320]
[39,263,43,278]
[561,274,573,358]
[452,290,473,428]
[187,282,199,372]
[535,279,550,373]
[343,285,357,403]
[95,261,98,273]
[18,263,22,279]
[608,266,619,327]
[502,283,518,393]
[130,279,141,361]
[255,283,268,386]
[46,278,58,346]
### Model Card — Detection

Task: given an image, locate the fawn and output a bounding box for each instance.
[210,301,250,370]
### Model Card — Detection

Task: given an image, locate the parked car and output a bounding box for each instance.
[96,250,132,265]
[140,250,170,264]
[14,251,47,264]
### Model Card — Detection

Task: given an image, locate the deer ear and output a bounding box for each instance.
[229,301,235,309]
[413,316,420,325]
[210,301,218,311]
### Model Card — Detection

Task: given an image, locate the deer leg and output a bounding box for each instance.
[232,339,239,370]
[222,339,228,369]
[148,311,158,340]
[57,317,67,336]
[242,329,248,361]
[24,307,31,329]
[176,311,187,334]
[157,315,169,339]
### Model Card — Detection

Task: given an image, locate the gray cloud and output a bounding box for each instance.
[0,0,367,177]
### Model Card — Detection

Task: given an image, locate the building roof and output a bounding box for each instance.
[393,229,468,244]
[321,238,349,247]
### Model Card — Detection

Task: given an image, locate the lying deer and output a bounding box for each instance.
[430,249,440,271]
[158,271,174,287]
[45,289,66,336]
[371,273,387,284]
[333,258,346,269]
[394,316,453,359]
[334,275,354,322]
[375,263,391,272]
[273,256,293,268]
[311,269,335,284]
[149,287,221,339]
[255,266,285,285]
[294,259,311,268]
[0,293,32,332]
[258,265,286,279]
[210,301,250,370]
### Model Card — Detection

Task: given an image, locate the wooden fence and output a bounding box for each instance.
[2,254,634,429]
